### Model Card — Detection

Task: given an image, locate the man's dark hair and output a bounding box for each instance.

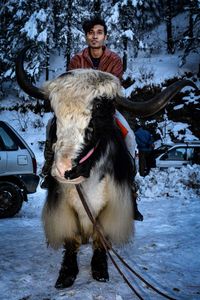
[82,17,107,35]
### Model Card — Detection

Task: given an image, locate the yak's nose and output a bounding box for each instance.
[55,158,72,178]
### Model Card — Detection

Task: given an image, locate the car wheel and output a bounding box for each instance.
[0,182,23,218]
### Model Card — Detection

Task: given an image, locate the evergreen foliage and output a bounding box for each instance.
[179,0,200,66]
[0,0,199,98]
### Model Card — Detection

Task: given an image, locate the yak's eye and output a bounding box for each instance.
[94,102,102,110]
[95,104,101,109]
[88,127,93,133]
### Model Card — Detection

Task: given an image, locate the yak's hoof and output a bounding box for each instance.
[55,266,79,289]
[92,269,109,282]
[91,248,109,282]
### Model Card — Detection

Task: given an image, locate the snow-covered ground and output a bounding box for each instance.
[0,108,200,300]
[0,167,200,300]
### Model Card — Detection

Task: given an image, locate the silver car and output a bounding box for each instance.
[156,141,200,168]
[0,121,39,218]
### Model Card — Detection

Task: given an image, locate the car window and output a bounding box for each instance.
[187,147,194,160]
[0,127,18,151]
[162,147,187,161]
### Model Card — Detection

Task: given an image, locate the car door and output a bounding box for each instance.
[0,123,33,176]
[0,125,19,175]
[0,128,8,174]
[0,149,7,174]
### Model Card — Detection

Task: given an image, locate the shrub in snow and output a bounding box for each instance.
[136,165,200,199]
[180,166,200,195]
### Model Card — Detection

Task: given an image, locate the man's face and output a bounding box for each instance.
[86,25,107,49]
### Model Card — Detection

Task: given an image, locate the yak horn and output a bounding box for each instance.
[116,80,197,117]
[15,45,47,100]
[16,46,198,118]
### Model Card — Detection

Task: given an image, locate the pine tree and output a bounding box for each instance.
[104,0,139,71]
[0,0,55,95]
[93,0,101,16]
[180,0,200,67]
[136,0,165,32]
[165,0,175,54]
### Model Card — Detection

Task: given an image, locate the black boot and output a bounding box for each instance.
[131,184,143,221]
[40,174,51,189]
[91,248,109,282]
[41,117,57,189]
[134,201,144,221]
[55,248,79,289]
[40,140,54,189]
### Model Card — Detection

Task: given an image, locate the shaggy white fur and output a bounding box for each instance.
[42,69,133,250]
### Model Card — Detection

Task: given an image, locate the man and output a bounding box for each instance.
[68,18,123,80]
[69,18,137,159]
[135,124,154,176]
[41,17,143,221]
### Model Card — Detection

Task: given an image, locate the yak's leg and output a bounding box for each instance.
[91,236,109,282]
[55,239,80,289]
[91,248,109,282]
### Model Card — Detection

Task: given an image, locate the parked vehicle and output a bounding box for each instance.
[0,121,39,218]
[156,141,200,168]
[150,144,172,167]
